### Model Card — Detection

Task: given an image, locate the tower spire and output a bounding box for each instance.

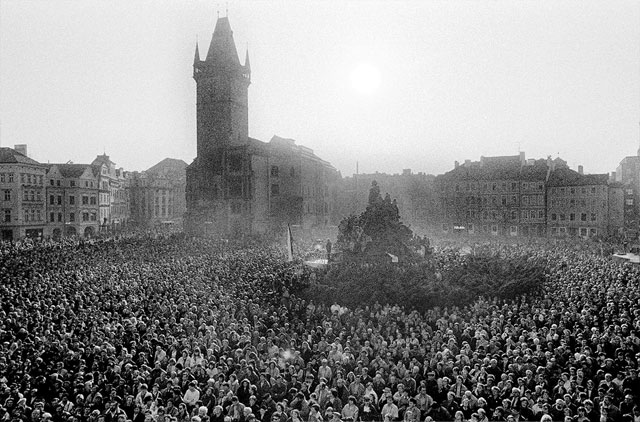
[194,40,200,64]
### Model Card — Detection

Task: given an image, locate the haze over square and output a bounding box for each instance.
[0,1,639,176]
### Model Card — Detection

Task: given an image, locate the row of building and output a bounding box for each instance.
[0,146,186,241]
[4,16,639,242]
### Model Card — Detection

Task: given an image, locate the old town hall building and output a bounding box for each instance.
[185,17,339,237]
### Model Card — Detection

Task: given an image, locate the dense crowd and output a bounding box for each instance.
[0,235,639,422]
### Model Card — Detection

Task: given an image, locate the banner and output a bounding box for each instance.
[286,224,294,262]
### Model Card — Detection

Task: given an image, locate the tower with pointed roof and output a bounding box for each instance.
[186,16,339,238]
[193,16,251,158]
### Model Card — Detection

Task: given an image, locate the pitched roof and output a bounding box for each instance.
[146,158,188,176]
[0,147,43,166]
[547,167,609,187]
[55,164,92,179]
[205,17,241,68]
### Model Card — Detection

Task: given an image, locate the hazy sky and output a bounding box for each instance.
[1,1,639,177]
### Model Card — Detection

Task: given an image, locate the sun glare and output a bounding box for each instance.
[350,63,381,95]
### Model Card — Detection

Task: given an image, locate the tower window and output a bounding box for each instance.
[271,166,279,177]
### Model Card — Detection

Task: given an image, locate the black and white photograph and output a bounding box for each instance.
[0,2,639,422]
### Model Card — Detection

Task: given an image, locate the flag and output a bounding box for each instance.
[286,224,294,262]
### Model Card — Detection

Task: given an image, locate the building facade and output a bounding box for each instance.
[129,158,187,227]
[435,153,550,237]
[45,164,100,238]
[0,147,47,241]
[546,166,622,238]
[185,17,338,238]
[91,154,129,232]
[615,155,640,239]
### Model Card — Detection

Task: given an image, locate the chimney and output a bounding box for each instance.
[578,165,583,175]
[611,171,616,182]
[464,159,471,166]
[519,151,526,165]
[454,160,459,169]
[14,144,27,157]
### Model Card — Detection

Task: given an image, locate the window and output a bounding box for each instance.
[58,213,62,222]
[21,174,25,184]
[69,213,75,222]
[56,180,61,187]
[70,180,76,187]
[36,191,41,201]
[69,196,75,205]
[522,196,529,205]
[24,210,29,222]
[3,190,11,201]
[590,228,597,236]
[90,196,97,205]
[570,213,575,221]
[570,188,575,195]
[559,214,566,221]
[580,227,587,237]
[539,210,544,219]
[510,226,518,236]
[511,195,517,204]
[271,166,279,177]
[591,187,596,194]
[511,182,517,190]
[49,195,54,205]
[626,199,634,205]
[271,184,280,195]
[50,179,54,186]
[8,174,13,182]
[90,212,97,221]
[50,212,55,222]
[82,195,89,205]
[82,212,89,222]
[551,213,557,221]
[57,195,62,205]
[29,191,35,201]
[23,190,28,201]
[0,174,4,182]
[551,227,557,235]
[522,210,529,219]
[591,213,596,221]
[581,213,587,222]
[3,209,10,222]
[36,210,40,221]
[511,210,517,220]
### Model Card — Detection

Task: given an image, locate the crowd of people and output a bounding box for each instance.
[0,234,639,422]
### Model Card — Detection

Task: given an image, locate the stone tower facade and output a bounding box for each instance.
[185,16,339,239]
